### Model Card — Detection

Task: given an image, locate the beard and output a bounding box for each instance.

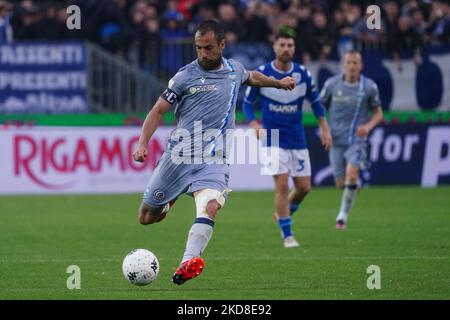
[279,54,293,64]
[199,57,222,70]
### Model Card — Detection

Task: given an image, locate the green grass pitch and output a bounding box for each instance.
[0,186,449,299]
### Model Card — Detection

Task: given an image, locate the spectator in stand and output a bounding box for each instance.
[430,0,450,45]
[293,3,313,64]
[140,17,161,74]
[128,0,161,74]
[0,0,13,43]
[382,0,400,43]
[242,0,273,43]
[301,11,334,63]
[332,9,355,59]
[410,8,430,45]
[217,2,246,44]
[143,1,159,19]
[387,15,423,71]
[186,2,216,35]
[2,0,448,78]
[10,3,40,40]
[160,9,187,76]
[177,0,199,21]
[35,3,66,40]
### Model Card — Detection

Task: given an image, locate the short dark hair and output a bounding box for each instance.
[196,19,225,43]
[275,25,296,41]
[275,32,296,42]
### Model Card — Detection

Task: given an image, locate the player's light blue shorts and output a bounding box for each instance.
[143,152,230,207]
[329,142,369,179]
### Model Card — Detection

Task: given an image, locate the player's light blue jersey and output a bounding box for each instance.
[243,61,325,149]
[162,58,249,159]
[319,74,381,146]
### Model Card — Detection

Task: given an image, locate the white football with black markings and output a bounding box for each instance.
[122,249,159,286]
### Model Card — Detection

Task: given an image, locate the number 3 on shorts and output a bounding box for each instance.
[297,160,305,172]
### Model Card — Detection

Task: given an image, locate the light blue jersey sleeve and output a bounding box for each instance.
[162,68,189,105]
[232,59,250,85]
[305,69,325,118]
[367,79,381,109]
[319,77,334,110]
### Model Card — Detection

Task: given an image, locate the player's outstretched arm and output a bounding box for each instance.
[246,70,296,90]
[356,106,384,138]
[133,98,172,162]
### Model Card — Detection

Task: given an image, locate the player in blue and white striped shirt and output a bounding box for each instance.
[243,32,332,248]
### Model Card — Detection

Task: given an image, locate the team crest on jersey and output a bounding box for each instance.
[292,72,302,83]
[152,189,165,201]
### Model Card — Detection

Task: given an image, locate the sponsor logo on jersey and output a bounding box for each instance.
[268,103,298,113]
[332,95,354,103]
[189,84,218,94]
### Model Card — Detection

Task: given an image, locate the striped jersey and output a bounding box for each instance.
[243,61,325,149]
[163,58,249,158]
[319,74,381,145]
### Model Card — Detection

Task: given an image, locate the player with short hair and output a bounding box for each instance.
[133,20,296,285]
[243,31,332,248]
[320,50,383,229]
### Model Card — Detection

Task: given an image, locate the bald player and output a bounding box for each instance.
[320,50,383,229]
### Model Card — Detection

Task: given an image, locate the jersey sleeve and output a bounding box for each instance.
[305,69,325,118]
[242,86,260,122]
[319,78,333,110]
[232,60,250,85]
[161,70,187,104]
[367,80,381,110]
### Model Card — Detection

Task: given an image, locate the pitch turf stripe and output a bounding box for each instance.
[1,256,449,263]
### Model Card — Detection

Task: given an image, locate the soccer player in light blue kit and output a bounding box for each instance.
[243,31,332,248]
[320,50,383,229]
[133,20,296,285]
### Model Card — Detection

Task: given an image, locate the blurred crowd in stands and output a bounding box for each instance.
[1,0,449,73]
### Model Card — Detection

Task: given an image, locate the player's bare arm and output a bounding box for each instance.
[133,97,172,162]
[246,70,296,90]
[318,117,332,151]
[356,106,384,137]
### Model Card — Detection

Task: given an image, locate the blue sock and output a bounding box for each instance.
[278,217,293,238]
[289,203,299,216]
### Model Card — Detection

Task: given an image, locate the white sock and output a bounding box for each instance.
[181,218,214,263]
[336,184,358,223]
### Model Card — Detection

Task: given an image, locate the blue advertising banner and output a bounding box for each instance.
[307,124,450,187]
[0,42,88,113]
[225,44,450,111]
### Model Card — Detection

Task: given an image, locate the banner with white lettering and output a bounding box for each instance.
[308,124,450,187]
[225,44,450,111]
[0,125,448,195]
[0,126,171,194]
[0,42,88,113]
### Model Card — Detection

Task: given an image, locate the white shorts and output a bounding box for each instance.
[260,147,311,177]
